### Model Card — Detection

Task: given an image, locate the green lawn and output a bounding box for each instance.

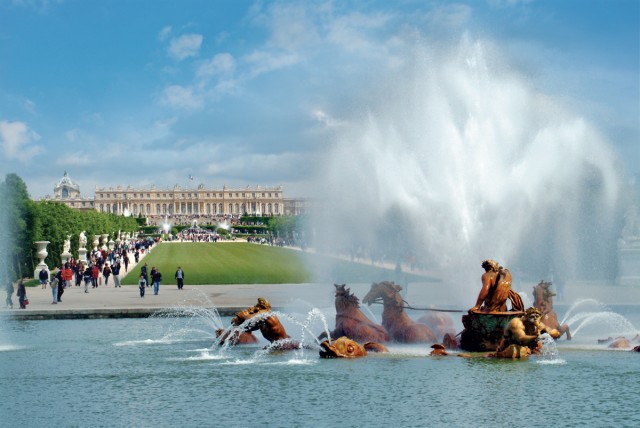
[121,243,312,285]
[121,242,438,285]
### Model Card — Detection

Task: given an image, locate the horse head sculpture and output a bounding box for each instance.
[362,281,437,343]
[319,284,390,343]
[362,281,404,308]
[231,298,291,344]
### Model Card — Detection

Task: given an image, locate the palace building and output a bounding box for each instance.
[40,171,96,211]
[41,172,310,222]
[94,183,285,217]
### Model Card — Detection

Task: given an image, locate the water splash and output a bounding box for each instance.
[560,298,607,325]
[310,36,626,290]
[567,312,637,338]
[536,333,566,365]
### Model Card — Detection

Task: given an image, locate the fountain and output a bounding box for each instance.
[617,204,640,286]
[309,36,628,302]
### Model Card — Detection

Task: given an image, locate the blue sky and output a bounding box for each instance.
[0,0,638,200]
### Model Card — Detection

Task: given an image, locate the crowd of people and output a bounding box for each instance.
[15,236,161,306]
[175,228,223,242]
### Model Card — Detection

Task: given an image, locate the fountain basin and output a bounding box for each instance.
[460,311,524,352]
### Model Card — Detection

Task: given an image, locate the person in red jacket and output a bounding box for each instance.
[91,263,100,288]
[62,263,74,288]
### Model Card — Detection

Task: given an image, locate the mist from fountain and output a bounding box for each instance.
[309,35,628,301]
[566,312,637,339]
[536,333,565,364]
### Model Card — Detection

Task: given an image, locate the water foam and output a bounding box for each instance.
[310,36,625,290]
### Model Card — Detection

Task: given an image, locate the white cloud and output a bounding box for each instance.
[167,33,203,61]
[158,25,172,41]
[154,117,178,130]
[326,11,392,53]
[0,120,44,162]
[160,85,203,110]
[23,98,37,115]
[242,50,300,78]
[426,4,472,28]
[253,2,320,51]
[311,109,345,128]
[206,151,308,178]
[196,53,236,80]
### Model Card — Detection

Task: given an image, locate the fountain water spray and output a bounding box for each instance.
[310,36,627,293]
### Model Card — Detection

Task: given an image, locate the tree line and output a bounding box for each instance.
[0,173,139,282]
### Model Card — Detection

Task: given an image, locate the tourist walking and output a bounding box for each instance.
[141,263,149,288]
[5,281,13,309]
[91,264,100,288]
[152,267,162,295]
[123,253,129,272]
[102,263,111,286]
[175,266,184,290]
[62,263,73,288]
[112,261,121,288]
[74,263,83,286]
[39,267,48,289]
[49,275,59,304]
[56,269,64,302]
[138,274,146,298]
[16,279,27,309]
[83,267,92,293]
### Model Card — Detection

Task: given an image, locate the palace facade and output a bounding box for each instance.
[94,183,285,217]
[41,172,310,222]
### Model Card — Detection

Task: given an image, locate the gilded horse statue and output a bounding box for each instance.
[319,284,389,343]
[215,328,259,346]
[417,312,456,342]
[230,298,298,349]
[362,281,437,343]
[532,280,571,339]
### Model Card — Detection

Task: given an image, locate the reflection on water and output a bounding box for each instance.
[1,311,638,427]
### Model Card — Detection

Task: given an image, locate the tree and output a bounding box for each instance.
[0,173,37,280]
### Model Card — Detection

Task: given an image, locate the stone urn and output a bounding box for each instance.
[78,247,88,264]
[33,241,50,278]
[101,234,109,250]
[108,238,115,251]
[93,235,100,251]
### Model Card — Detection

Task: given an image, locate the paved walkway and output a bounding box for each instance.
[1,241,321,318]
